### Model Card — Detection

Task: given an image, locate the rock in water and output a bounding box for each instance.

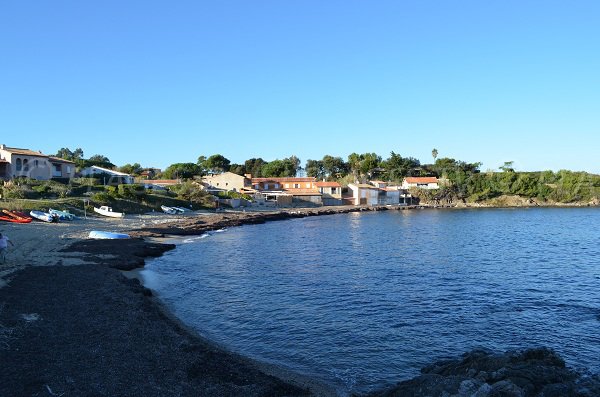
[369,347,600,397]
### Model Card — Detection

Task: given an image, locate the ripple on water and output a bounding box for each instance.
[143,208,600,395]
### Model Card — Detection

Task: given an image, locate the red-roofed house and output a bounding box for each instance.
[251,177,322,206]
[315,181,342,205]
[401,177,440,190]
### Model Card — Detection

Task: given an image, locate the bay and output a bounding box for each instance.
[141,208,600,395]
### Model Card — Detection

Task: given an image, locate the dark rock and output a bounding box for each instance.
[369,348,600,397]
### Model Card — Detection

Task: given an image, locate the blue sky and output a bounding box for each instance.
[1,1,598,173]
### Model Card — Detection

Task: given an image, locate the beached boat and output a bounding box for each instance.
[49,208,76,220]
[0,210,33,223]
[93,206,124,218]
[30,210,57,223]
[2,209,33,222]
[161,205,178,214]
[88,230,130,239]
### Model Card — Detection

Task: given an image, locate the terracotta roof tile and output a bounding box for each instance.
[315,182,341,187]
[404,177,438,184]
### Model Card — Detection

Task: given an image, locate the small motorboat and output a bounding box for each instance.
[88,230,130,239]
[161,205,178,214]
[30,210,58,223]
[93,206,124,218]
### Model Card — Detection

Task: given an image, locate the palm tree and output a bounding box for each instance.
[431,148,438,163]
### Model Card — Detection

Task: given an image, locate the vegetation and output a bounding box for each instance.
[2,145,598,211]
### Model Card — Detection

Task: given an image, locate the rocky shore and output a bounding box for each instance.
[369,348,600,397]
[1,207,599,396]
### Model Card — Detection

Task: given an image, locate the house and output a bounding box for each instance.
[79,165,135,184]
[202,172,251,193]
[250,177,322,206]
[315,181,342,206]
[401,177,439,190]
[347,183,380,206]
[0,144,75,181]
[140,168,161,179]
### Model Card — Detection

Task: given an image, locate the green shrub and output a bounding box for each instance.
[91,192,113,204]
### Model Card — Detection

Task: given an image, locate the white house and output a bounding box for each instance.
[0,144,75,181]
[347,183,380,206]
[401,177,439,190]
[79,166,135,184]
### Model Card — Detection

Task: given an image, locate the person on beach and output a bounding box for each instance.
[0,232,14,264]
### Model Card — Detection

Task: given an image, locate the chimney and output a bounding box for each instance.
[0,144,5,150]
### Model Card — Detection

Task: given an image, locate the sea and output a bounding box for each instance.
[140,207,600,395]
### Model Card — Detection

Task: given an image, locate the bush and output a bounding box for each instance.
[91,192,113,204]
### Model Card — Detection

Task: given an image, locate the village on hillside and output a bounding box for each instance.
[0,144,442,209]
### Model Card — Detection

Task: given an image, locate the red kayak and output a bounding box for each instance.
[0,209,33,223]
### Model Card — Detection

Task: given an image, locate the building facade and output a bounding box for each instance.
[202,172,250,192]
[401,177,440,190]
[0,144,75,181]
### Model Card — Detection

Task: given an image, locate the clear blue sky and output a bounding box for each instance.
[1,1,598,173]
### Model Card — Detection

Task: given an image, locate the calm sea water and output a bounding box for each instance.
[141,208,600,395]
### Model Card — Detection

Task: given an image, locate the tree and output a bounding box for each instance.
[500,161,515,172]
[321,155,348,179]
[84,154,114,169]
[202,154,230,174]
[432,148,438,163]
[384,152,420,181]
[55,147,84,162]
[261,160,287,177]
[162,163,202,179]
[229,163,246,175]
[244,158,267,178]
[119,163,143,175]
[347,153,362,180]
[305,159,325,179]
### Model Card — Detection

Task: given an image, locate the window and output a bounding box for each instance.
[264,183,269,189]
[294,183,300,188]
[23,159,29,171]
[274,183,279,189]
[66,166,71,174]
[35,160,39,167]
[16,158,22,171]
[331,188,337,194]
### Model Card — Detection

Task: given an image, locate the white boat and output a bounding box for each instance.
[93,206,124,218]
[30,210,57,223]
[49,208,76,220]
[171,206,188,213]
[161,205,178,214]
[88,230,130,239]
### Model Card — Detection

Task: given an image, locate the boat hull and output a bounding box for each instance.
[93,207,124,218]
[88,230,130,239]
[30,210,56,223]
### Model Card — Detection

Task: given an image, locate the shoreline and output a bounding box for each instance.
[1,205,599,396]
